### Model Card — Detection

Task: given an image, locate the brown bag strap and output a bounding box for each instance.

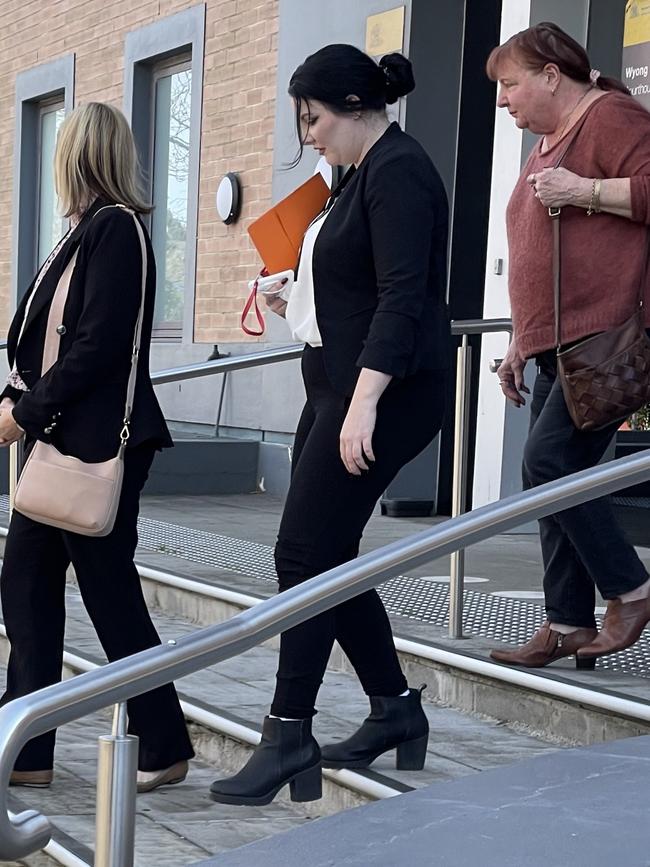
[552,208,650,351]
[40,205,148,451]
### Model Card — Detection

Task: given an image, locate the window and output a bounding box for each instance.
[150,58,192,339]
[37,101,66,266]
[124,4,205,344]
[13,54,74,305]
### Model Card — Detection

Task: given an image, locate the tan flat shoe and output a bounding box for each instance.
[10,769,53,788]
[136,760,188,794]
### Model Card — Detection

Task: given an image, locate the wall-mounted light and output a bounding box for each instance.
[216,172,242,224]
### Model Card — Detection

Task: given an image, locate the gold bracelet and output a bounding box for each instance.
[587,178,601,216]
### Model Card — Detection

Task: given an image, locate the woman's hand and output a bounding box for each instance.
[0,407,24,446]
[339,369,391,475]
[340,397,377,476]
[497,339,529,407]
[527,167,591,209]
[263,289,288,319]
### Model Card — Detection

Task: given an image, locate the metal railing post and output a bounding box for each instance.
[449,334,472,638]
[8,443,18,514]
[95,703,138,867]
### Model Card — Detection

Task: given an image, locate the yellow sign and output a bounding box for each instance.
[365,6,405,56]
[624,0,650,47]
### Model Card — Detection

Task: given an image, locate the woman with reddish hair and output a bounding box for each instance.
[486,22,650,669]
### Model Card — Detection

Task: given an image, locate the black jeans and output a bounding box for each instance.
[0,443,195,772]
[271,347,447,719]
[523,350,648,629]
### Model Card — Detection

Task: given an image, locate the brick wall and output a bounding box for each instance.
[0,0,278,341]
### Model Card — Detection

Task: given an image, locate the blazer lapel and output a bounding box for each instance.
[20,200,104,337]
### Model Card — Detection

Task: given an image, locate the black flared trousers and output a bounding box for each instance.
[0,443,194,771]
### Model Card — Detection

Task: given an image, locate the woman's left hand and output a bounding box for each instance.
[527,167,590,209]
[340,398,377,475]
[0,409,24,446]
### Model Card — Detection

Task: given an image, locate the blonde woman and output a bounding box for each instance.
[0,102,194,790]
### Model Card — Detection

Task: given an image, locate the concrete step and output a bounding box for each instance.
[0,656,314,866]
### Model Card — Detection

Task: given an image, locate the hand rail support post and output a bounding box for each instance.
[95,703,137,867]
[449,334,472,639]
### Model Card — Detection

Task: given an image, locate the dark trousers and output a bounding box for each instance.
[523,351,648,628]
[0,443,194,772]
[271,347,446,719]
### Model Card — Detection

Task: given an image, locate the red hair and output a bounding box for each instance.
[486,22,629,94]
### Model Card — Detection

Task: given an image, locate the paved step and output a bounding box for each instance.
[0,658,313,866]
[0,584,564,865]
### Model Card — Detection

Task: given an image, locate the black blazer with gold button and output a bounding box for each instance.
[2,198,172,462]
[311,122,450,396]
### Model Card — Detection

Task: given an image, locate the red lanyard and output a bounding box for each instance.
[240,268,268,336]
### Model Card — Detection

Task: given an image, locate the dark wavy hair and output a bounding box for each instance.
[486,21,629,94]
[288,44,415,164]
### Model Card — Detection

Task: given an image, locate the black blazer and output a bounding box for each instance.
[310,122,450,396]
[3,198,172,463]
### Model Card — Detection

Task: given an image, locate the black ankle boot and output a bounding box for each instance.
[321,685,429,770]
[209,716,322,806]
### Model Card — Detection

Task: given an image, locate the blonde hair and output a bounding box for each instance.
[54,102,151,217]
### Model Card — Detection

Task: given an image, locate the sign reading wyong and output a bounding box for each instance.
[623,0,650,110]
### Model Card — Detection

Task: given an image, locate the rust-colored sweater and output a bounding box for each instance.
[506,92,650,360]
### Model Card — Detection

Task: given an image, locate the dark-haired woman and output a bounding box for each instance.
[210,45,450,806]
[485,23,650,670]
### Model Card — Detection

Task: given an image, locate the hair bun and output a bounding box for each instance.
[379,53,415,103]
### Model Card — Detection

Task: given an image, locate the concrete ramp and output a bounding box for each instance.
[192,734,650,867]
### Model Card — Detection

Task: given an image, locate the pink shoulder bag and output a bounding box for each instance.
[14,205,147,536]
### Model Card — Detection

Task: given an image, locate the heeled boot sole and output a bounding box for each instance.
[322,734,429,771]
[209,762,322,806]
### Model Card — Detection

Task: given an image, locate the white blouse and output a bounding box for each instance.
[285,208,331,348]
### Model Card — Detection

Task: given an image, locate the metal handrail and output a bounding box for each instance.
[1,447,650,860]
[150,344,302,386]
[446,318,512,638]
[450,318,512,336]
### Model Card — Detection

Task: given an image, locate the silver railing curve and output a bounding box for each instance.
[150,343,303,386]
[448,318,512,639]
[0,447,649,862]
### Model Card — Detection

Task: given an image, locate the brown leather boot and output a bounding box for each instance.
[578,594,650,660]
[490,622,598,669]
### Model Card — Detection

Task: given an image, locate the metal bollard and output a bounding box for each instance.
[449,335,472,639]
[95,702,138,867]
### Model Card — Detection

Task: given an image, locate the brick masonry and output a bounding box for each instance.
[0,0,278,342]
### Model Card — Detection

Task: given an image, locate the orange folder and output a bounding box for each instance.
[248,173,331,273]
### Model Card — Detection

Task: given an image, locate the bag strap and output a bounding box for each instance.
[241,270,267,336]
[549,113,606,350]
[40,204,147,454]
[552,201,650,351]
[41,250,78,375]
